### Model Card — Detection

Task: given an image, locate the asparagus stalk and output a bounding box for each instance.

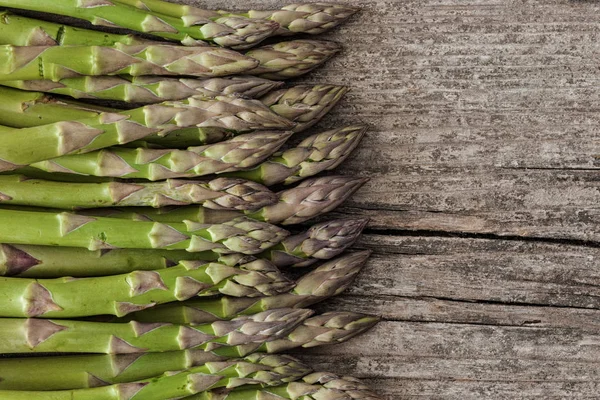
[0,308,312,354]
[226,125,366,186]
[0,175,276,210]
[30,131,293,180]
[116,1,359,36]
[0,352,311,391]
[260,85,349,133]
[2,75,283,104]
[0,312,375,390]
[0,354,312,399]
[0,244,254,278]
[0,10,155,46]
[0,258,294,318]
[260,219,369,268]
[0,208,289,253]
[0,43,262,81]
[187,371,383,400]
[80,175,369,226]
[246,40,341,80]
[119,251,371,324]
[0,95,293,172]
[0,0,280,48]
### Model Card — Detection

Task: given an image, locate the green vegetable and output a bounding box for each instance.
[0,354,312,399]
[119,251,372,324]
[0,0,279,48]
[0,175,276,210]
[0,208,289,253]
[0,308,313,354]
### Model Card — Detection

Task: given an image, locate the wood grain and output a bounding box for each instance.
[183,0,600,398]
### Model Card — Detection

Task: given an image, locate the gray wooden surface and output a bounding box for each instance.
[28,0,600,397]
[215,0,600,398]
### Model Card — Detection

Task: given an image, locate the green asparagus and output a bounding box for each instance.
[246,40,341,80]
[0,0,280,48]
[226,125,366,186]
[0,43,260,81]
[30,131,293,180]
[0,258,294,317]
[116,1,359,36]
[0,352,311,391]
[2,75,283,104]
[120,251,371,324]
[0,308,312,354]
[260,85,349,132]
[0,208,289,253]
[187,371,383,400]
[260,219,369,267]
[0,354,312,399]
[0,244,255,278]
[247,175,369,225]
[0,95,293,172]
[0,175,276,210]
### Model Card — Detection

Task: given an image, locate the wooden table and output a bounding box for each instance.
[207,0,600,398]
[18,0,600,397]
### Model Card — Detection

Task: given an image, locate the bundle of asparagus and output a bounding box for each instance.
[0,0,382,398]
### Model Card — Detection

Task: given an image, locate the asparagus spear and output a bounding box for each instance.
[0,258,295,317]
[0,208,289,253]
[81,175,369,227]
[246,40,341,80]
[0,354,312,399]
[116,1,359,36]
[0,0,280,48]
[0,352,311,391]
[0,311,375,390]
[260,85,349,133]
[0,43,263,81]
[226,125,366,186]
[0,175,276,210]
[260,219,369,268]
[30,131,293,180]
[0,95,293,172]
[0,308,313,354]
[0,244,254,278]
[119,251,371,324]
[188,371,383,400]
[0,10,155,46]
[2,75,283,104]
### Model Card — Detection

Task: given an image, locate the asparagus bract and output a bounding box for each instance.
[246,40,341,80]
[0,354,312,399]
[0,0,280,48]
[260,85,349,132]
[0,175,276,210]
[31,131,293,180]
[226,126,366,186]
[187,371,383,400]
[0,258,293,318]
[0,244,252,278]
[2,75,283,104]
[120,251,371,324]
[0,209,289,253]
[0,95,293,172]
[260,219,369,267]
[0,43,259,81]
[0,308,312,354]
